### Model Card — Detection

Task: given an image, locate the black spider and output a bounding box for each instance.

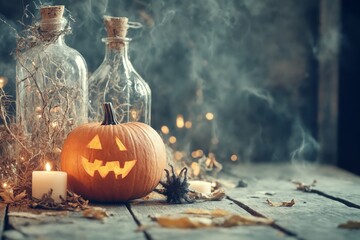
[155,165,195,204]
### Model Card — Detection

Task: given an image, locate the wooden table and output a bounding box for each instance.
[1,164,360,240]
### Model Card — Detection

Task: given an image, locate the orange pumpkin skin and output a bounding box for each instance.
[61,121,166,202]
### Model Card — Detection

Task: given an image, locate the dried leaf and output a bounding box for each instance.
[183,208,229,217]
[292,180,317,192]
[83,207,108,220]
[0,190,14,203]
[338,221,360,229]
[222,214,274,227]
[151,209,274,229]
[0,189,26,203]
[142,191,165,200]
[266,199,295,207]
[205,189,226,201]
[14,191,27,202]
[189,188,226,201]
[30,190,89,211]
[153,216,213,228]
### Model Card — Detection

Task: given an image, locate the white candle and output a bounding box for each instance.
[32,163,67,203]
[188,180,212,195]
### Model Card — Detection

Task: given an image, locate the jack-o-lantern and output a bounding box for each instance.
[61,103,166,202]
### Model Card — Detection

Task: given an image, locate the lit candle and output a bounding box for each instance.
[188,180,212,195]
[32,163,67,203]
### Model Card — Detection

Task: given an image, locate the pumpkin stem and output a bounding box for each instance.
[101,102,119,125]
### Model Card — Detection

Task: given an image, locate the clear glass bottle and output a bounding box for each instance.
[88,16,151,124]
[16,6,88,161]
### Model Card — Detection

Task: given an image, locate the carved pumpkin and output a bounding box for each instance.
[61,103,166,202]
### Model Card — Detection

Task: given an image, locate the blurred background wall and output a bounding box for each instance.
[0,0,358,174]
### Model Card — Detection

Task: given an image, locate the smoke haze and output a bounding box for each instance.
[0,0,321,164]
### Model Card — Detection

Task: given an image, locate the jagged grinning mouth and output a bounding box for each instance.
[81,157,137,179]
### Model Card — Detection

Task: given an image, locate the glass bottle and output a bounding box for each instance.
[88,16,151,124]
[16,6,88,162]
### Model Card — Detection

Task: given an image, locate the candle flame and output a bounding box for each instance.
[45,162,51,171]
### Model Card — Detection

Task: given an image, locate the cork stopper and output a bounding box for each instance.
[40,5,65,32]
[40,5,64,20]
[104,16,129,38]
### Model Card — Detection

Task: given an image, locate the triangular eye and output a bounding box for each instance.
[87,135,102,149]
[115,137,127,151]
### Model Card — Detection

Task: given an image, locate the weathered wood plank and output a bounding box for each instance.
[318,0,341,164]
[129,198,294,240]
[224,163,360,205]
[0,203,6,238]
[3,204,144,240]
[227,178,360,240]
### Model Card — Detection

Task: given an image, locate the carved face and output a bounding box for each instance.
[61,122,167,202]
[81,134,137,179]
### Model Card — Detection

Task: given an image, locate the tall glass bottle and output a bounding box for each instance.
[88,16,151,124]
[16,6,88,164]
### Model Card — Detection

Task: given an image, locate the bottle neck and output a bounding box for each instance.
[44,35,65,45]
[39,18,67,44]
[103,38,130,63]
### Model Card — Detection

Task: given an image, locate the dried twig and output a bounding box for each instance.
[338,221,360,229]
[0,6,81,197]
[30,189,89,211]
[266,199,295,207]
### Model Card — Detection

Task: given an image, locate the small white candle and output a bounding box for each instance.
[32,163,67,203]
[188,180,212,195]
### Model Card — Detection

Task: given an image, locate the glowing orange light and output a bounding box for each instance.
[2,182,8,188]
[161,125,170,135]
[174,151,183,161]
[191,149,204,158]
[0,76,8,88]
[50,106,61,113]
[51,122,58,128]
[169,136,177,144]
[35,106,42,113]
[45,162,51,171]
[81,157,136,179]
[205,112,214,121]
[176,115,185,128]
[185,121,192,128]
[130,109,138,121]
[191,162,200,176]
[87,135,102,149]
[230,154,238,161]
